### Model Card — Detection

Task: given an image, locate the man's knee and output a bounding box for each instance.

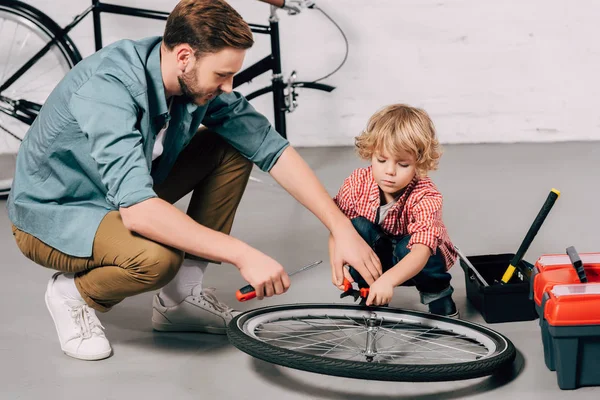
[131,244,184,289]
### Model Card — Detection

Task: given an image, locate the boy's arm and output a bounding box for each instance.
[382,244,431,286]
[367,190,446,306]
[366,244,430,306]
[387,190,447,284]
[406,191,445,254]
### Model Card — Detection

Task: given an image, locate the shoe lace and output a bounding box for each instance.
[65,302,106,348]
[199,288,237,315]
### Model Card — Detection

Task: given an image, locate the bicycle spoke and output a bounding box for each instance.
[244,309,496,365]
[258,323,366,352]
[256,326,361,344]
[378,326,485,358]
[377,328,480,361]
[1,21,18,83]
[16,29,31,55]
[9,61,63,96]
[0,119,22,142]
[370,323,460,362]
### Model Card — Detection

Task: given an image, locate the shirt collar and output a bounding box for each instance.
[367,166,381,204]
[186,102,198,114]
[147,41,168,118]
[367,166,419,207]
[147,40,201,118]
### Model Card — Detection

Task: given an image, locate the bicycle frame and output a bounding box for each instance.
[88,0,289,136]
[1,0,334,138]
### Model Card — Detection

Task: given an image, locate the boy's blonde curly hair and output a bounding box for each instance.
[355,104,442,177]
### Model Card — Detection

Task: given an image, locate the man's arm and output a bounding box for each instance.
[269,146,382,285]
[71,76,289,300]
[120,198,290,300]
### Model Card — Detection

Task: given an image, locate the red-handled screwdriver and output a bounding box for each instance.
[236,260,323,302]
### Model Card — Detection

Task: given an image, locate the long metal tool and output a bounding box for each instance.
[236,260,323,301]
[455,246,490,287]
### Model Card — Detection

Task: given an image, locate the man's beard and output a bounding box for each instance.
[178,72,220,105]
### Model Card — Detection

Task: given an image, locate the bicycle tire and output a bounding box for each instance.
[0,0,81,197]
[0,0,82,64]
[228,304,516,382]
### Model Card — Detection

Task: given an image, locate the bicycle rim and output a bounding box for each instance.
[228,304,515,381]
[0,3,77,195]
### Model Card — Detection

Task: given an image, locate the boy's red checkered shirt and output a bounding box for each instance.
[333,166,457,270]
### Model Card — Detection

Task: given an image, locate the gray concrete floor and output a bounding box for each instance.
[1,142,599,399]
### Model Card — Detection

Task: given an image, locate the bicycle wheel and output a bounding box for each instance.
[0,0,81,196]
[228,304,516,382]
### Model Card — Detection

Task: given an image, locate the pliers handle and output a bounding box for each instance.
[340,277,370,302]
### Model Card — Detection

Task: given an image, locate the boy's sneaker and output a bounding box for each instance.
[152,287,240,334]
[428,295,460,318]
[45,273,112,360]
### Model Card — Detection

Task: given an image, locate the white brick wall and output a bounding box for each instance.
[2,0,599,148]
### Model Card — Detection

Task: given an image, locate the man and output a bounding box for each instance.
[7,0,381,361]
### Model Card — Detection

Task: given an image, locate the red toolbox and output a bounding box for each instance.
[530,253,600,372]
[541,283,600,390]
[533,253,600,273]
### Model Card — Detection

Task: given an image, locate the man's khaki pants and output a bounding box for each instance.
[12,131,252,312]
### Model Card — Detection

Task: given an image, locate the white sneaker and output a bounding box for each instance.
[152,287,240,334]
[45,273,112,360]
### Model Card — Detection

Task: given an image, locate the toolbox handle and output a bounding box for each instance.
[567,246,588,283]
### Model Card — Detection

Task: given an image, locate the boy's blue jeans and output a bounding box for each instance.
[348,217,454,305]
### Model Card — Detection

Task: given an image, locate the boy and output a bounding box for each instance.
[330,104,459,316]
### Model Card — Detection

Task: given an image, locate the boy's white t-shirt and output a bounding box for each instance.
[377,199,397,226]
[152,97,174,161]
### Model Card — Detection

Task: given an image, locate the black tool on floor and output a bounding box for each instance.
[567,246,588,283]
[500,188,560,284]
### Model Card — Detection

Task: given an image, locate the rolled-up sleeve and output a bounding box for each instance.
[69,74,157,209]
[407,192,445,254]
[333,174,360,220]
[202,92,289,172]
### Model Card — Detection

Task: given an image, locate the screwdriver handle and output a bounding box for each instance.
[235,284,256,302]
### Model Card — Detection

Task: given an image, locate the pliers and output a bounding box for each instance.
[340,277,370,304]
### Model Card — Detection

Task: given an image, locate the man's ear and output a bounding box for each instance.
[175,44,194,72]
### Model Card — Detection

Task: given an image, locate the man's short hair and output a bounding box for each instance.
[163,0,254,56]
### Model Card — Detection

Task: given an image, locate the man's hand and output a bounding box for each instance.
[267,147,380,288]
[237,249,291,300]
[365,277,395,306]
[330,225,382,287]
[282,0,314,15]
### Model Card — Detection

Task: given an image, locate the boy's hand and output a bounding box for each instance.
[366,276,395,306]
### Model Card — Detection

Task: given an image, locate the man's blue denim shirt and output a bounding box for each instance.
[7,36,289,257]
